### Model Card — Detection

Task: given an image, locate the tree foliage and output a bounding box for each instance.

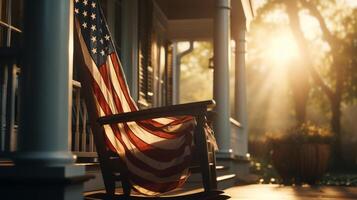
[248,0,357,163]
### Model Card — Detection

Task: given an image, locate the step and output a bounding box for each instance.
[217,174,236,182]
[75,162,105,192]
[0,160,13,167]
[217,173,236,190]
[216,165,231,177]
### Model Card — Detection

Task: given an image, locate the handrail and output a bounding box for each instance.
[98,100,215,125]
[0,20,22,33]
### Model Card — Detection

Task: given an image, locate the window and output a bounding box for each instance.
[138,0,154,107]
[137,0,173,108]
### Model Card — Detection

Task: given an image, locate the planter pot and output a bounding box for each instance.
[272,143,330,185]
[271,143,300,184]
[299,143,330,184]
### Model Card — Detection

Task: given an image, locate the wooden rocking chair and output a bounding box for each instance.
[78,66,218,198]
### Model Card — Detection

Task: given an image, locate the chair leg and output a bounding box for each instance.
[210,148,218,190]
[104,178,116,200]
[122,177,131,197]
[196,114,213,192]
[201,159,212,192]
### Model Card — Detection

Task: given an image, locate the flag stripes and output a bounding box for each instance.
[74,0,196,195]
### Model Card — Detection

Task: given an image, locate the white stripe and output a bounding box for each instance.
[152,117,175,124]
[106,57,134,113]
[107,56,138,111]
[117,122,192,169]
[127,121,189,150]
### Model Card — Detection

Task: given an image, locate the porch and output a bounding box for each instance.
[0,0,254,199]
[83,184,357,199]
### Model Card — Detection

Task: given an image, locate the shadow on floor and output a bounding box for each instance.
[85,191,230,200]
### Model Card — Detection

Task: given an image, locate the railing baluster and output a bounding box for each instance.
[81,100,88,152]
[74,85,81,151]
[89,128,94,152]
[0,64,7,152]
[5,63,17,151]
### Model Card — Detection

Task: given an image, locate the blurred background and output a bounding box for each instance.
[179,0,357,185]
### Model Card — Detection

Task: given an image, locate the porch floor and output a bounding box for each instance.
[84,184,357,199]
[225,184,357,199]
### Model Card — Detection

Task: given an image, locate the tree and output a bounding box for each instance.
[254,0,357,165]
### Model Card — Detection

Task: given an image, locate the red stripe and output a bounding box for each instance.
[137,120,195,139]
[110,54,138,111]
[92,79,112,116]
[110,123,192,177]
[123,123,191,162]
[99,63,125,113]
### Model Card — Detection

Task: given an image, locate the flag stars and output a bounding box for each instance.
[100,39,104,44]
[83,11,87,17]
[83,0,88,6]
[75,0,79,3]
[105,35,110,41]
[100,50,105,56]
[82,22,87,28]
[91,36,97,43]
[91,2,96,8]
[91,13,96,20]
[91,25,96,31]
[74,8,79,14]
[91,48,97,54]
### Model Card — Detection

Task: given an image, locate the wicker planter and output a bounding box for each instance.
[272,143,330,185]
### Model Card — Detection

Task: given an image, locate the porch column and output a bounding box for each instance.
[0,1,87,199]
[234,22,248,156]
[16,0,74,166]
[213,0,231,154]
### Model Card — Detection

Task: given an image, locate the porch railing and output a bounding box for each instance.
[0,48,19,155]
[71,80,97,162]
[0,48,97,162]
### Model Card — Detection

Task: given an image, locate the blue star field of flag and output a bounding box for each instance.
[74,0,115,67]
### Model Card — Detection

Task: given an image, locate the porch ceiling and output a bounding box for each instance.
[156,0,254,40]
[155,0,254,22]
[155,0,214,20]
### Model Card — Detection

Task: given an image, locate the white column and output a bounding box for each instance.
[172,43,180,105]
[15,0,74,166]
[234,23,248,156]
[213,0,231,154]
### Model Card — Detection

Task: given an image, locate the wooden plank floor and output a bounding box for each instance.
[225,184,357,200]
[85,188,229,200]
[85,184,357,199]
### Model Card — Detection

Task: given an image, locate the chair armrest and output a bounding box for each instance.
[97,100,215,125]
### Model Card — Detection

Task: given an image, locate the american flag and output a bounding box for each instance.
[74,0,196,195]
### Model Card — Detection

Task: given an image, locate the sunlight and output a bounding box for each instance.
[267,34,299,66]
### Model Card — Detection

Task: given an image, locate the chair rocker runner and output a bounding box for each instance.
[73,0,218,197]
